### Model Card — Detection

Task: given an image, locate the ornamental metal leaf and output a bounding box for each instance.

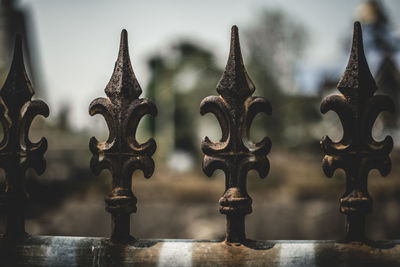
[0,35,49,239]
[200,26,271,244]
[320,22,394,242]
[89,30,157,242]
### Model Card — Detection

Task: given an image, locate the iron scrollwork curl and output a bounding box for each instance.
[89,30,157,242]
[200,26,271,244]
[321,22,394,242]
[0,35,49,239]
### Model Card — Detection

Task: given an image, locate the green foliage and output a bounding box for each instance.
[244,9,319,147]
[145,41,221,159]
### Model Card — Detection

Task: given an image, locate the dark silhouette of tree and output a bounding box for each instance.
[244,9,319,147]
[145,41,221,160]
[358,0,400,127]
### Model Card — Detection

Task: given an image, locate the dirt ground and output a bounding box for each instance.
[10,147,400,241]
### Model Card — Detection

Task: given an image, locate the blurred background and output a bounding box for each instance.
[0,0,400,240]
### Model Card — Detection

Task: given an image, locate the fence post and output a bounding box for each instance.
[200,26,272,244]
[320,22,394,242]
[0,35,49,240]
[89,29,157,242]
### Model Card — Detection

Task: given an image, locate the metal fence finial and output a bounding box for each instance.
[200,25,272,244]
[89,29,157,242]
[0,34,49,240]
[321,21,394,242]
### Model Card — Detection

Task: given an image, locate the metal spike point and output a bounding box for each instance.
[0,34,34,110]
[105,29,142,102]
[216,25,255,102]
[12,34,23,65]
[337,21,377,98]
[229,25,242,68]
[118,29,130,64]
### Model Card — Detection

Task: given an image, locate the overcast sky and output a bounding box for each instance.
[17,0,400,130]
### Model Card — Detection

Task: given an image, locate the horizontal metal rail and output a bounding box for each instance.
[1,236,400,267]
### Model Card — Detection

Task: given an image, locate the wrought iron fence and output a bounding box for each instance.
[0,21,398,266]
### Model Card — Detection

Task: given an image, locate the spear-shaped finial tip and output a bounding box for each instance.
[0,34,34,109]
[13,34,23,59]
[231,25,238,37]
[337,21,377,97]
[351,21,364,59]
[354,21,361,35]
[216,25,255,101]
[121,28,128,37]
[118,29,129,61]
[105,29,142,101]
[229,25,241,63]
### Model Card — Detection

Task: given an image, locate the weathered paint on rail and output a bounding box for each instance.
[1,236,400,267]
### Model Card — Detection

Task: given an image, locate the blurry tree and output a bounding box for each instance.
[56,104,71,132]
[145,42,221,165]
[244,9,320,147]
[357,0,400,128]
[358,0,398,55]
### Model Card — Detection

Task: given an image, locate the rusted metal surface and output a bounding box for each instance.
[200,26,271,244]
[320,22,394,242]
[89,30,157,242]
[0,35,49,240]
[1,236,400,267]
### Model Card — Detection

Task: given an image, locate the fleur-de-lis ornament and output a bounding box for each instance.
[0,35,49,239]
[89,30,157,242]
[200,26,271,244]
[321,22,394,242]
